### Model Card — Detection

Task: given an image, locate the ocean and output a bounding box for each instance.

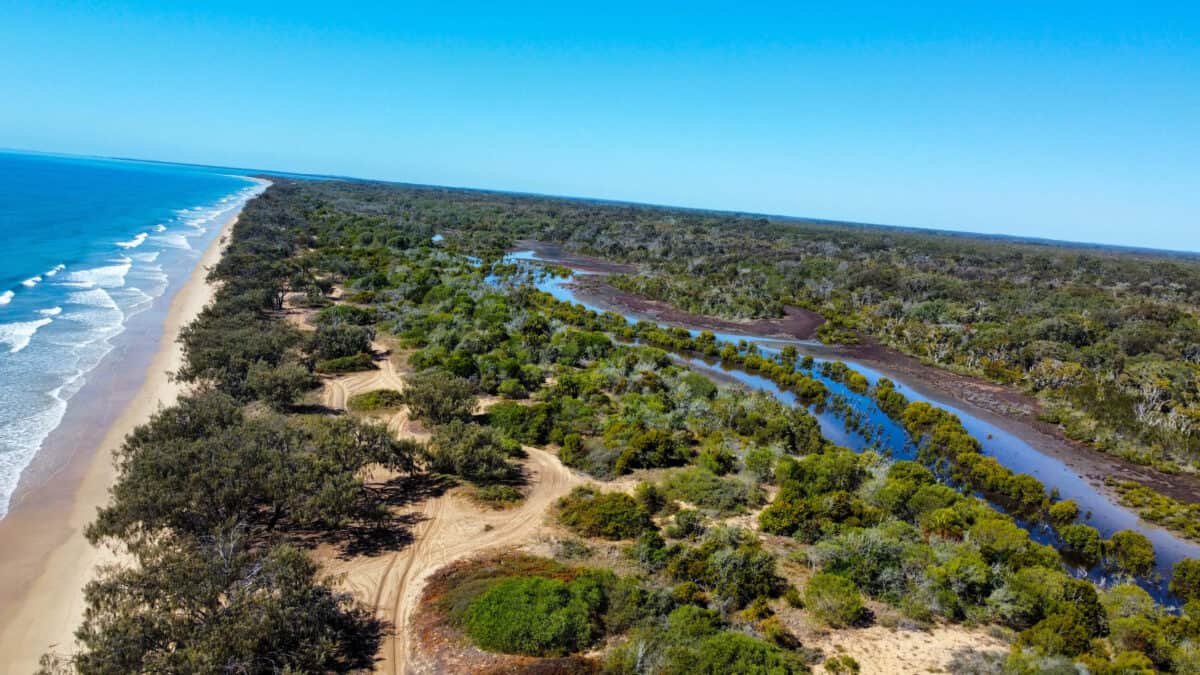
[0,151,264,517]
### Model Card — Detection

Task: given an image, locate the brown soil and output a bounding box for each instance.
[572,276,826,341]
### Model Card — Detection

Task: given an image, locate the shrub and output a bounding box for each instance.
[1047,499,1080,527]
[401,369,477,424]
[246,360,315,410]
[474,485,524,508]
[497,378,528,399]
[665,510,706,540]
[804,573,865,627]
[1058,524,1102,568]
[825,654,861,674]
[463,576,604,656]
[347,388,405,411]
[1170,559,1200,601]
[315,353,375,373]
[423,421,521,484]
[557,486,654,540]
[661,467,759,514]
[1106,530,1155,577]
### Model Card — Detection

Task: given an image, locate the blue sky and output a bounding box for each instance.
[2,2,1197,251]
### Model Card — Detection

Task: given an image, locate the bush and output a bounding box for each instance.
[1047,499,1080,527]
[474,485,524,508]
[825,654,861,674]
[401,369,477,423]
[804,573,865,627]
[424,421,521,484]
[1058,524,1102,568]
[315,353,375,373]
[661,467,759,514]
[497,378,528,399]
[310,323,374,360]
[1106,530,1155,577]
[347,388,405,411]
[1172,559,1200,602]
[463,575,604,656]
[665,510,706,540]
[557,486,654,540]
[246,360,315,410]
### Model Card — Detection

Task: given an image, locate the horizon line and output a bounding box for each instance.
[4,146,1197,259]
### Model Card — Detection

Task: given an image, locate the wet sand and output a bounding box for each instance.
[0,211,240,670]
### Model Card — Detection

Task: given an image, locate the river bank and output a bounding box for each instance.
[559,260,1200,509]
[0,208,243,670]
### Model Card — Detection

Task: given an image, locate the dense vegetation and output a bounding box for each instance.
[48,178,1200,673]
[346,182,1200,474]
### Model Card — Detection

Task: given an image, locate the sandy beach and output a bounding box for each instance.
[0,210,240,671]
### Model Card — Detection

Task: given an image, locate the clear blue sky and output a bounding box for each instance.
[2,2,1197,251]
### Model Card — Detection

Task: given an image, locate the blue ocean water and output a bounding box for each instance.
[0,151,265,517]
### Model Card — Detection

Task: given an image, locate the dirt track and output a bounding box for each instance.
[317,349,582,674]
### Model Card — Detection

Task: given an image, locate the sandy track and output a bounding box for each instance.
[318,355,582,674]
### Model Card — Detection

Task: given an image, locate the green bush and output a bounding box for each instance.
[463,575,604,656]
[347,388,404,411]
[661,467,760,514]
[804,573,865,627]
[315,353,375,373]
[1058,524,1102,568]
[557,486,654,540]
[474,485,524,508]
[1106,530,1156,577]
[1171,559,1200,601]
[423,420,521,484]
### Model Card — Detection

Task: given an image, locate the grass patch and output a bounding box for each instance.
[316,352,376,374]
[472,485,525,509]
[347,388,404,411]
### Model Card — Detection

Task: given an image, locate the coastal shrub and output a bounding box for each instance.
[744,446,776,482]
[557,486,654,540]
[1106,530,1156,577]
[316,304,376,326]
[423,420,521,484]
[1170,559,1200,601]
[246,360,316,410]
[804,573,865,627]
[665,509,706,540]
[70,536,381,673]
[474,485,524,508]
[660,467,760,514]
[1058,524,1103,568]
[315,353,375,373]
[347,388,405,411]
[310,323,374,360]
[401,369,477,424]
[463,575,605,656]
[1047,499,1080,527]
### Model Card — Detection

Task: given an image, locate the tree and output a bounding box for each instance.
[69,534,381,673]
[423,420,520,484]
[246,360,315,410]
[401,369,477,424]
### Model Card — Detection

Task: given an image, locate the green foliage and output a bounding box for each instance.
[463,575,605,656]
[424,420,521,484]
[246,360,315,410]
[315,352,375,373]
[347,388,405,411]
[1106,530,1156,577]
[804,573,865,627]
[401,368,477,424]
[660,467,760,514]
[1170,559,1200,602]
[1058,524,1103,568]
[557,486,654,540]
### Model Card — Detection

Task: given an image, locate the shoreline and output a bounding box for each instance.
[0,208,242,670]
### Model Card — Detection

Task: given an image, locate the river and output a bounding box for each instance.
[503,249,1200,602]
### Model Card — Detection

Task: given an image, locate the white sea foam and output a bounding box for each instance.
[129,250,160,263]
[60,258,132,289]
[154,224,166,232]
[0,318,53,353]
[0,291,12,305]
[66,288,121,310]
[22,275,42,287]
[116,232,149,249]
[153,232,192,250]
[37,306,63,317]
[44,264,65,277]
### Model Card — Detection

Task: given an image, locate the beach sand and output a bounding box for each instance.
[0,211,239,671]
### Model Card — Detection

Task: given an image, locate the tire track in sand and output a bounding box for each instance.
[318,348,582,674]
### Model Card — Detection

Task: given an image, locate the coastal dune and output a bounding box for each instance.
[0,211,240,671]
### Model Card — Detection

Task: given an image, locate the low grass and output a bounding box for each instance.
[347,388,404,411]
